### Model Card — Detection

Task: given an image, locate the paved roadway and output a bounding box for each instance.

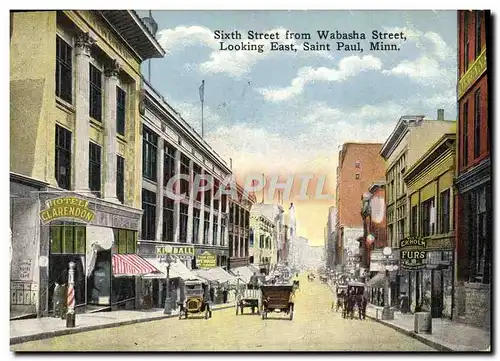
[12,274,436,351]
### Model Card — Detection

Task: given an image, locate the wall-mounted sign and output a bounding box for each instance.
[40,197,95,224]
[399,236,427,270]
[198,251,217,269]
[156,245,195,256]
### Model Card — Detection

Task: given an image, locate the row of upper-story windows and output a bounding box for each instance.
[410,189,451,238]
[461,87,486,169]
[142,125,228,212]
[55,36,127,136]
[229,203,249,228]
[462,10,485,75]
[55,124,125,202]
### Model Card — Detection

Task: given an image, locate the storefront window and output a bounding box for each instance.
[88,250,111,305]
[421,270,432,312]
[49,254,85,310]
[114,229,137,254]
[50,223,86,254]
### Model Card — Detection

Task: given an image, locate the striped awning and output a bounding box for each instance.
[112,254,160,276]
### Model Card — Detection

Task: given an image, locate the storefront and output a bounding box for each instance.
[36,192,158,316]
[192,246,229,270]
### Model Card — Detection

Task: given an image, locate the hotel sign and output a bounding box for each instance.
[198,251,217,269]
[458,48,487,99]
[399,236,427,270]
[39,197,95,224]
[156,245,195,256]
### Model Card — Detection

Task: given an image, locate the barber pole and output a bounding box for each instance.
[66,262,76,327]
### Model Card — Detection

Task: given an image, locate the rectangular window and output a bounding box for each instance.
[355,161,360,168]
[50,224,86,254]
[421,198,434,237]
[142,126,158,181]
[220,217,226,246]
[440,189,451,234]
[163,197,174,242]
[141,189,156,240]
[55,36,72,103]
[179,203,188,243]
[203,212,210,244]
[164,144,176,188]
[192,208,200,243]
[463,101,469,167]
[229,204,234,224]
[411,206,418,236]
[212,214,218,245]
[55,125,72,190]
[474,89,481,159]
[355,173,360,180]
[213,179,220,210]
[116,155,125,203]
[204,178,211,207]
[468,186,490,284]
[180,154,190,197]
[221,194,227,213]
[193,164,202,202]
[464,11,469,71]
[116,87,126,136]
[113,229,137,254]
[475,11,482,58]
[89,64,102,121]
[229,235,234,258]
[89,142,102,197]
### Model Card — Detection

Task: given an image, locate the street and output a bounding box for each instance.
[12,275,436,351]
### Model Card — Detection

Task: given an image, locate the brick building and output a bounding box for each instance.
[454,10,491,330]
[334,143,385,268]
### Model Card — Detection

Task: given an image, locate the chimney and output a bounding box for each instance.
[437,109,445,120]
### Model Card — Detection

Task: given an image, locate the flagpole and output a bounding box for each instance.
[199,80,205,138]
[262,173,265,204]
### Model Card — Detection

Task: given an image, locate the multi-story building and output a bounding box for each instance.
[325,206,337,270]
[10,10,164,318]
[228,184,255,270]
[249,212,276,275]
[380,111,456,308]
[335,143,385,268]
[250,203,285,265]
[138,80,232,268]
[455,10,491,330]
[403,134,456,318]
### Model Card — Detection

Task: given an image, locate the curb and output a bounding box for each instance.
[326,282,452,352]
[10,303,235,346]
[364,314,453,352]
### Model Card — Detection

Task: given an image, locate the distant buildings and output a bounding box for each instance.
[335,143,385,272]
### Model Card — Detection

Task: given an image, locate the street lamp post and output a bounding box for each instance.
[382,246,396,320]
[163,254,175,315]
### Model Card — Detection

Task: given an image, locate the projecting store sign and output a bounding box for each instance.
[39,197,95,224]
[156,245,195,256]
[198,251,217,269]
[399,236,427,270]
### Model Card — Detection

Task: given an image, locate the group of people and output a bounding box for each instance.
[335,287,368,320]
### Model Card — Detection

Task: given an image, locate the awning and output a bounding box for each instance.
[112,254,160,277]
[367,272,386,288]
[193,267,241,285]
[142,258,203,281]
[230,266,255,283]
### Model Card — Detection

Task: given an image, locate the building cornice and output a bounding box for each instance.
[380,116,425,159]
[143,81,231,175]
[404,134,456,183]
[454,157,491,194]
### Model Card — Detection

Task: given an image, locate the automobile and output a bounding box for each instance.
[178,280,212,320]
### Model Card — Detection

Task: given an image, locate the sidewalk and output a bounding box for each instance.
[327,281,490,352]
[10,302,235,345]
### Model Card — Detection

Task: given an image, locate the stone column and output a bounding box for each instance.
[155,138,164,242]
[208,177,214,245]
[186,160,194,243]
[199,169,205,245]
[73,32,94,192]
[173,150,181,243]
[217,199,222,246]
[103,59,121,203]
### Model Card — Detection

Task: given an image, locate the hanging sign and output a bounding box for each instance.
[198,251,217,269]
[39,197,95,224]
[399,236,427,270]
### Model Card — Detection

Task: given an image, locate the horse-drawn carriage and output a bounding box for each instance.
[260,284,295,321]
[342,281,367,319]
[178,280,212,320]
[333,284,347,312]
[236,283,261,315]
[307,273,315,282]
[319,274,328,283]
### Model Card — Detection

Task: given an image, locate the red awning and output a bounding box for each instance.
[112,254,159,276]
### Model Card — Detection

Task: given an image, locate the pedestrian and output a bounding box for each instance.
[209,285,215,303]
[361,293,368,320]
[356,291,363,319]
[222,286,228,303]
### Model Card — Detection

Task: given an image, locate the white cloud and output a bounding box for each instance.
[257,55,383,102]
[157,26,333,78]
[382,55,455,86]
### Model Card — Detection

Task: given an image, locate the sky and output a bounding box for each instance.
[137,10,458,246]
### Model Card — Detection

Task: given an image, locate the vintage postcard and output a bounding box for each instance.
[9,8,492,352]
